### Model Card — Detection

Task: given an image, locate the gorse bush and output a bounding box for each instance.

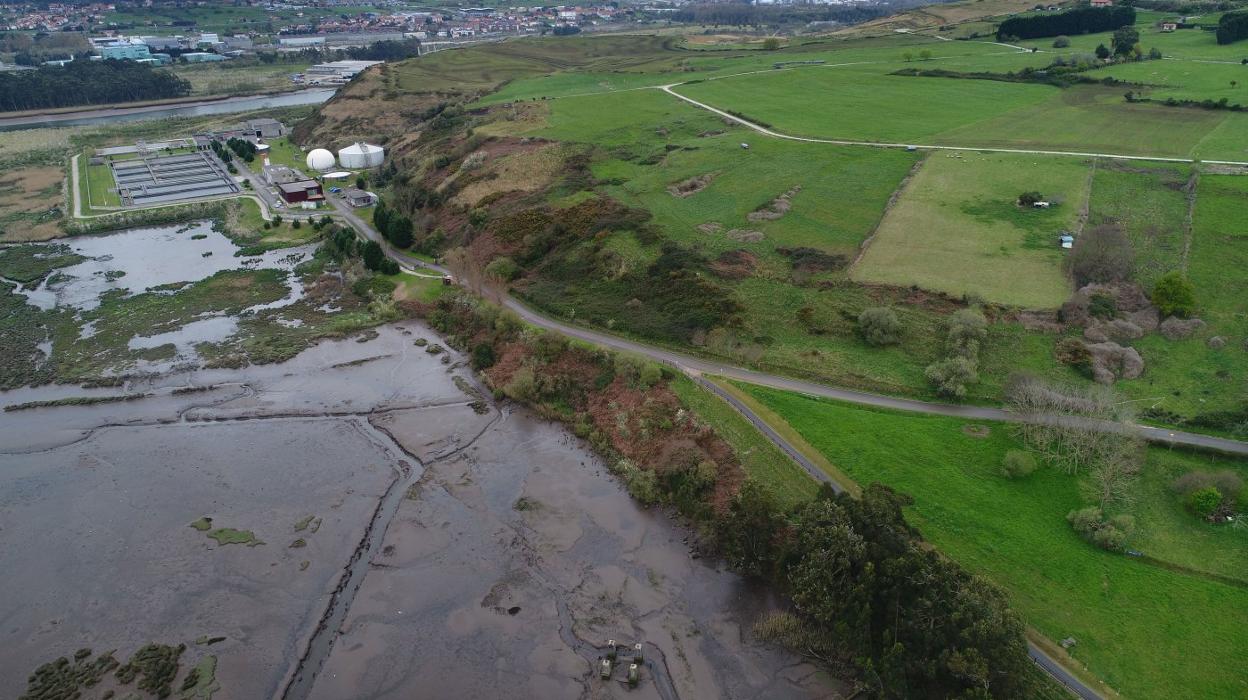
[1152,271,1196,318]
[1002,450,1038,479]
[857,306,902,346]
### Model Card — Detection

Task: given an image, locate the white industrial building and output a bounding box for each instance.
[338,142,385,169]
[304,60,383,84]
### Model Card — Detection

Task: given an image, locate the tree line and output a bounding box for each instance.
[0,59,191,112]
[671,3,895,28]
[719,481,1035,697]
[1216,10,1248,44]
[997,6,1136,40]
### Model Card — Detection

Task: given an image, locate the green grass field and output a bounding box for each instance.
[170,62,307,97]
[670,376,819,509]
[1117,174,1248,418]
[541,89,919,258]
[853,151,1082,308]
[82,160,120,209]
[261,136,305,171]
[1085,161,1190,289]
[740,385,1248,700]
[669,55,1248,160]
[675,64,1059,143]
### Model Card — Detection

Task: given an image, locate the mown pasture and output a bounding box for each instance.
[852,151,1084,308]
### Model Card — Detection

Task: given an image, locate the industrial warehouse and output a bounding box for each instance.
[86,118,385,214]
[108,151,239,207]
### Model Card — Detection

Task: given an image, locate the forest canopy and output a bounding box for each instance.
[0,59,191,112]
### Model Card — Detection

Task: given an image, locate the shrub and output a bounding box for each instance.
[1148,47,1162,60]
[1096,43,1111,60]
[503,366,538,401]
[1017,190,1044,206]
[471,342,496,370]
[1152,271,1196,318]
[858,307,902,346]
[1053,35,1071,48]
[1002,450,1038,479]
[291,219,301,229]
[946,308,987,358]
[1187,486,1223,518]
[1112,26,1139,55]
[1067,506,1134,551]
[1054,337,1092,373]
[637,363,663,388]
[925,356,979,398]
[484,256,520,282]
[762,37,781,50]
[1069,224,1132,286]
[1088,292,1117,319]
[1171,470,1242,499]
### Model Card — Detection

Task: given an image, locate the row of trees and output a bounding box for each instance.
[372,199,414,249]
[323,224,399,275]
[0,59,191,112]
[720,483,1036,697]
[1215,10,1248,45]
[997,6,1136,40]
[1005,375,1145,550]
[226,137,257,163]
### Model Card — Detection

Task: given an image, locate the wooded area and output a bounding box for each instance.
[997,6,1136,40]
[0,60,191,112]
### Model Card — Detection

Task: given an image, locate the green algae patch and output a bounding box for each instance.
[207,528,263,547]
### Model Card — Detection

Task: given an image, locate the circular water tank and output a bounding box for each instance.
[306,148,335,172]
[338,142,385,169]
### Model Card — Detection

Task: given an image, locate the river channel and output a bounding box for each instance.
[1,227,845,698]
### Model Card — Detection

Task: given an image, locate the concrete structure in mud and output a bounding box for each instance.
[109,151,239,207]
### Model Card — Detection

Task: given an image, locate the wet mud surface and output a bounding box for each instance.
[0,321,844,699]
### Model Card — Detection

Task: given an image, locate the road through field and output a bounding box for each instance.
[657,84,1248,167]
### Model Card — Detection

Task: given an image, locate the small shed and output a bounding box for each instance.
[1059,234,1075,249]
[344,188,377,207]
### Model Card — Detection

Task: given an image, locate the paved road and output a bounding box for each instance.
[658,84,1248,167]
[692,376,842,493]
[358,216,1248,458]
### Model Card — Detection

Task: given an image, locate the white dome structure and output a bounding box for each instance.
[305,148,336,172]
[338,142,384,169]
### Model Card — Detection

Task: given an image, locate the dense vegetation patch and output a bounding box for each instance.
[997,6,1136,41]
[1215,9,1248,45]
[0,60,191,113]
